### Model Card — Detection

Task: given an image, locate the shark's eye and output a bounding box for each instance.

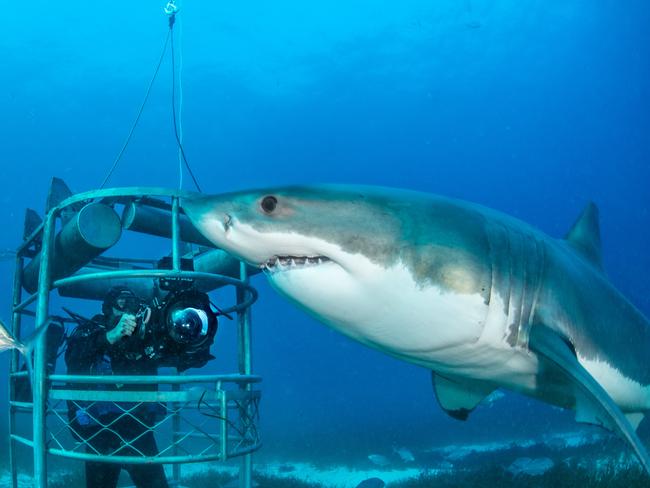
[260,196,278,214]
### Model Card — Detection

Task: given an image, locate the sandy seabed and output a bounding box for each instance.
[0,430,645,488]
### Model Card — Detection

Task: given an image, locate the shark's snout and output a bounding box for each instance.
[182,194,274,265]
[181,196,208,227]
[182,195,227,237]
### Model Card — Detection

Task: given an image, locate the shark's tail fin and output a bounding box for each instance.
[0,318,54,383]
[0,318,25,355]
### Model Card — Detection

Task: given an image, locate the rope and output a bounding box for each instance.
[100,31,171,189]
[101,1,203,192]
[170,22,202,192]
[177,14,184,190]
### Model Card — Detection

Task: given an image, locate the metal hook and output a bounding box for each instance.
[163,0,179,16]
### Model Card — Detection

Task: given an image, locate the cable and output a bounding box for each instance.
[177,12,184,190]
[209,299,233,321]
[100,31,171,189]
[101,1,202,192]
[170,22,202,192]
[197,390,248,438]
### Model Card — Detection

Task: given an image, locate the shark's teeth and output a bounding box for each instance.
[264,255,331,272]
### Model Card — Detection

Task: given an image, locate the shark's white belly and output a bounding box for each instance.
[267,258,540,390]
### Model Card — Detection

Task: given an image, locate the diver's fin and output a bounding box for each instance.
[529,324,650,473]
[564,202,603,271]
[432,372,495,421]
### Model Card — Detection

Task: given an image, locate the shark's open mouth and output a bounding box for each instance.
[263,255,331,271]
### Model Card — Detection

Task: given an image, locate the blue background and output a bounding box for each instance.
[1,0,649,464]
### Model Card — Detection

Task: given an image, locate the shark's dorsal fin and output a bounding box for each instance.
[565,202,603,271]
[432,372,495,421]
[529,324,650,473]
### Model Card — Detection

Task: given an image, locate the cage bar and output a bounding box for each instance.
[8,185,262,488]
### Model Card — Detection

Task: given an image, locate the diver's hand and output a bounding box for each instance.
[106,314,137,344]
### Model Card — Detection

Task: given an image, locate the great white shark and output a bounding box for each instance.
[182,185,650,471]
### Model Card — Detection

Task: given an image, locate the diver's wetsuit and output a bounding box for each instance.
[65,315,169,488]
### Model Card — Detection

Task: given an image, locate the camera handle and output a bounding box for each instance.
[134,306,152,340]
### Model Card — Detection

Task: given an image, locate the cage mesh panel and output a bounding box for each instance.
[45,384,261,462]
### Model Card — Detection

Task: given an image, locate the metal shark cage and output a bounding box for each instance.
[7,181,262,488]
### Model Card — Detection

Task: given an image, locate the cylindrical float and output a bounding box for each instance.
[22,203,122,294]
[122,202,215,248]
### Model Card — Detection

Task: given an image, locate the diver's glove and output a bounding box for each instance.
[106,313,137,344]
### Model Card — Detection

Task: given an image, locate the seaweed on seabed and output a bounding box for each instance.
[252,472,326,488]
[179,469,235,487]
[47,470,326,488]
[387,460,647,488]
[48,470,85,488]
[45,466,236,488]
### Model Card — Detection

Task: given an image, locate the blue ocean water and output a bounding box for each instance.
[1,0,649,484]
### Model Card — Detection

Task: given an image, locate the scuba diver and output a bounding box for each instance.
[65,286,169,488]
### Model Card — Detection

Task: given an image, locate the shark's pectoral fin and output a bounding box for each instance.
[574,392,645,432]
[574,391,616,430]
[432,372,495,421]
[529,324,650,473]
[625,413,646,431]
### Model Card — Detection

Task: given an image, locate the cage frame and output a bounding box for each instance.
[8,187,261,488]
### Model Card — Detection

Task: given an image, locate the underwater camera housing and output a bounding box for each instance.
[122,282,218,372]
